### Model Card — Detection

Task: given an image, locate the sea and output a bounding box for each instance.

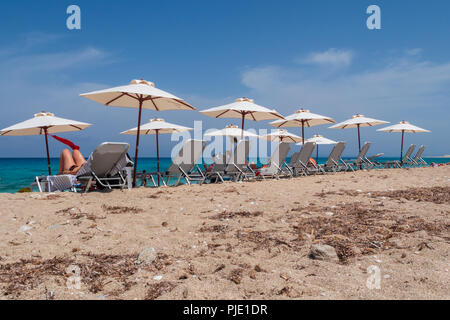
[0,157,447,194]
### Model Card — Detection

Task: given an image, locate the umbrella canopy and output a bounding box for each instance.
[270,108,335,144]
[199,97,284,138]
[261,129,302,143]
[0,111,92,175]
[121,118,192,186]
[297,134,337,163]
[204,125,259,138]
[297,134,337,145]
[377,120,430,161]
[329,114,389,152]
[80,79,196,186]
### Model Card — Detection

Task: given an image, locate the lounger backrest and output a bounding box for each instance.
[212,154,227,171]
[288,152,300,167]
[225,140,251,171]
[355,142,371,164]
[403,144,416,161]
[413,145,425,161]
[89,142,130,176]
[169,139,205,173]
[297,142,315,165]
[268,142,291,168]
[325,142,346,167]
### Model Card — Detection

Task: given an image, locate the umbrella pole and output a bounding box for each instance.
[44,128,51,176]
[133,101,143,187]
[156,130,160,187]
[302,120,305,145]
[241,113,245,139]
[316,145,319,164]
[357,124,361,152]
[400,130,404,163]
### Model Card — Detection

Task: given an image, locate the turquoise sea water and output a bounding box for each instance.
[0,157,448,193]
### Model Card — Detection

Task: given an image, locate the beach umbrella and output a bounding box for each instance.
[80,79,196,185]
[121,118,192,186]
[199,97,284,138]
[204,124,259,139]
[297,134,337,163]
[270,108,335,145]
[261,129,303,143]
[377,120,430,162]
[329,114,389,152]
[0,111,91,175]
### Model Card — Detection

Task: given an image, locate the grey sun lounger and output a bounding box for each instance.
[221,140,253,182]
[282,151,300,177]
[291,142,316,176]
[76,142,133,192]
[343,142,371,171]
[150,139,206,186]
[408,145,427,167]
[34,142,133,193]
[257,142,291,180]
[381,144,416,168]
[317,142,348,173]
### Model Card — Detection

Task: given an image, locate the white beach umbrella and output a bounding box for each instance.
[0,111,92,175]
[199,97,284,138]
[377,120,430,161]
[329,114,389,152]
[80,79,196,185]
[121,118,192,186]
[261,129,303,143]
[204,125,259,139]
[297,134,337,163]
[270,108,335,145]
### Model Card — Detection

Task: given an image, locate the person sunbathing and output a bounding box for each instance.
[58,149,86,175]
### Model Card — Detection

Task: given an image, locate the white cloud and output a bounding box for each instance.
[299,48,354,67]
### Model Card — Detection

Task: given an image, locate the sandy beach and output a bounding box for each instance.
[0,166,449,300]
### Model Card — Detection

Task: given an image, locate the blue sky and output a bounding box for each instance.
[0,0,449,158]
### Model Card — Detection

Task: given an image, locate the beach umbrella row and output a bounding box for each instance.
[0,78,431,182]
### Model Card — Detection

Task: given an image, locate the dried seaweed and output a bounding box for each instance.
[370,186,450,204]
[0,252,173,297]
[198,224,229,233]
[145,281,176,300]
[212,210,263,220]
[101,205,143,214]
[295,203,449,263]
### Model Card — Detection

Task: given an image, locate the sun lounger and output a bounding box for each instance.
[409,145,426,167]
[381,144,416,168]
[76,142,133,191]
[150,139,206,186]
[257,142,291,179]
[343,142,371,170]
[317,142,348,173]
[282,151,300,177]
[222,140,253,182]
[34,142,133,192]
[291,142,316,176]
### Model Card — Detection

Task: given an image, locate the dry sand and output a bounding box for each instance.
[0,166,449,300]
